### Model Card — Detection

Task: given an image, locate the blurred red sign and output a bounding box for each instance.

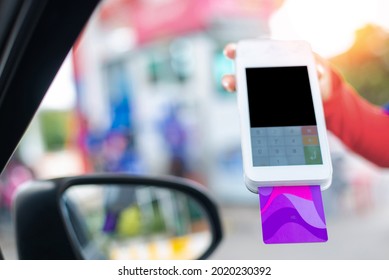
[99,0,282,44]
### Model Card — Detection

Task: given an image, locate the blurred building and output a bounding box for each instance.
[72,0,282,203]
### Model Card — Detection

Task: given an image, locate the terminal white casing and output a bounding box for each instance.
[236,40,332,193]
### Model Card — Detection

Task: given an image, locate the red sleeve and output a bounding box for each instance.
[323,68,389,167]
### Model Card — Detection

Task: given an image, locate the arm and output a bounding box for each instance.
[324,68,389,167]
[221,43,389,167]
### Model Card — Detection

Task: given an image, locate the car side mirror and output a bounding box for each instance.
[13,174,223,260]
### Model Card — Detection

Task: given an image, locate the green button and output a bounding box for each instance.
[304,146,323,164]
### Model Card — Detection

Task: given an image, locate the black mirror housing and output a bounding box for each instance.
[13,174,223,260]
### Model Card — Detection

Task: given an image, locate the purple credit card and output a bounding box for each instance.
[258,185,328,244]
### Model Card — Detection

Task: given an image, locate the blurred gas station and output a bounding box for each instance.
[2,0,389,259]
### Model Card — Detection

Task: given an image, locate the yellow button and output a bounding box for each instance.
[303,135,319,145]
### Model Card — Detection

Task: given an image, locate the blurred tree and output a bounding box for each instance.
[331,24,389,106]
[39,111,72,151]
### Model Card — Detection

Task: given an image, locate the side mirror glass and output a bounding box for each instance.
[59,176,222,260]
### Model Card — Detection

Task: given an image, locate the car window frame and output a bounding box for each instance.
[0,0,101,174]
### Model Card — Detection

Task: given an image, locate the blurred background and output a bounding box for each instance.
[2,0,389,259]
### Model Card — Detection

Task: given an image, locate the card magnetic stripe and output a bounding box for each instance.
[258,185,328,244]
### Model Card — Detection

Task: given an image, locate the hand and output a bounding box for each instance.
[221,43,332,102]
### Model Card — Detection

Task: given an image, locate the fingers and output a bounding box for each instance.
[222,74,236,92]
[313,53,326,79]
[313,53,332,102]
[223,43,236,59]
[222,43,237,92]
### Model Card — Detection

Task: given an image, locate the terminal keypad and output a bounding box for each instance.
[251,126,322,166]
